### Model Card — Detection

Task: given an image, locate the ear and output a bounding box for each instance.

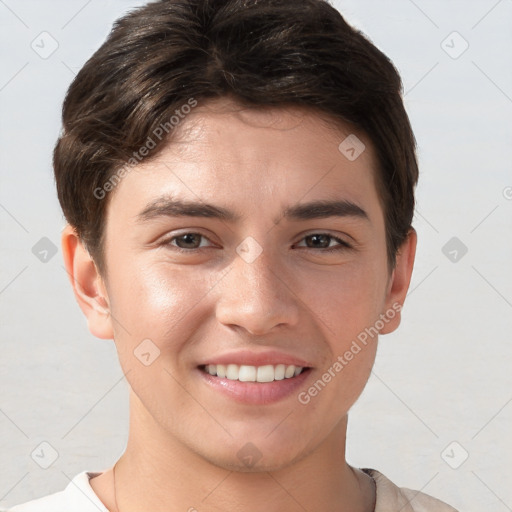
[61,224,114,340]
[379,228,417,334]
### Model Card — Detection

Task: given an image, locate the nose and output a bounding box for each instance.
[215,245,301,336]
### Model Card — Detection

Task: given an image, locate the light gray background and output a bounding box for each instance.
[1,0,511,510]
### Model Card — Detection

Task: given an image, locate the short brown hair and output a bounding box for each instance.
[54,0,418,275]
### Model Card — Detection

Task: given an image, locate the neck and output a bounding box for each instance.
[110,391,374,512]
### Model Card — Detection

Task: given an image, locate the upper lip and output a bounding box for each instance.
[199,350,313,368]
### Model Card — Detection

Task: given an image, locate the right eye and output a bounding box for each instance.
[162,232,215,251]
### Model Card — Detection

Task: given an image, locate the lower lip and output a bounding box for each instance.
[197,367,312,405]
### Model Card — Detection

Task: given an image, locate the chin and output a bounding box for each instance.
[198,437,311,474]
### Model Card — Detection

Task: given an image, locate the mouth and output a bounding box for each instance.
[197,363,312,405]
[199,363,308,383]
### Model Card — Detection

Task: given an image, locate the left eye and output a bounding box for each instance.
[295,233,350,251]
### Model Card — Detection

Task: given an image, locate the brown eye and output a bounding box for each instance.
[296,233,351,251]
[171,233,206,249]
[305,234,331,248]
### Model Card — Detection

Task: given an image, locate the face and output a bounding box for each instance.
[68,98,415,472]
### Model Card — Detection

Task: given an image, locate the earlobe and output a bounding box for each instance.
[379,228,417,335]
[61,224,114,340]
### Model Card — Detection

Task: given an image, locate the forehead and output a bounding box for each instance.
[106,98,383,226]
[166,98,371,172]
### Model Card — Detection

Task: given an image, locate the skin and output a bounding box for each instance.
[62,97,416,512]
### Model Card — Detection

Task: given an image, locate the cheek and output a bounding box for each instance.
[299,260,387,344]
[106,257,215,360]
[105,260,214,417]
[297,267,381,417]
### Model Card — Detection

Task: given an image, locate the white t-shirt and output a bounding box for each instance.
[5,468,458,511]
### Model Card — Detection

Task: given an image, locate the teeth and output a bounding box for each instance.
[204,363,304,382]
[226,364,239,380]
[284,365,295,378]
[274,364,285,380]
[239,365,256,382]
[257,365,274,383]
[216,364,226,378]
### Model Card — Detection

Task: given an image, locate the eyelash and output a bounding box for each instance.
[161,232,352,253]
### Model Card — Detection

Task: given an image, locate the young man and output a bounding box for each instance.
[10,0,458,510]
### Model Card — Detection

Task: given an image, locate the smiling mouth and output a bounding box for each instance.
[199,363,309,383]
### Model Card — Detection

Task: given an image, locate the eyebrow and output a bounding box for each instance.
[136,195,369,224]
